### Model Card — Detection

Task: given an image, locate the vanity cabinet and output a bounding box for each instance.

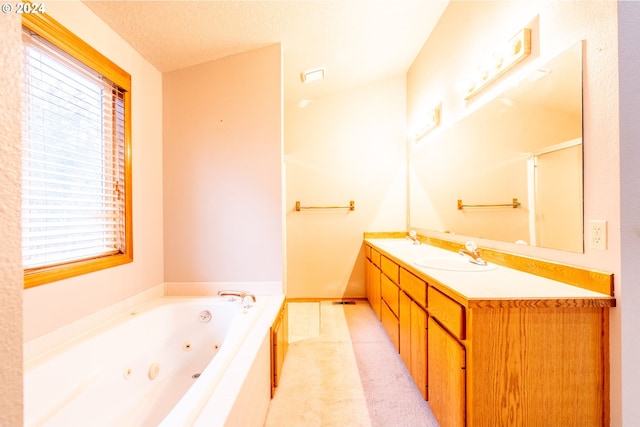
[364,239,614,427]
[428,282,611,427]
[270,301,288,397]
[464,303,609,427]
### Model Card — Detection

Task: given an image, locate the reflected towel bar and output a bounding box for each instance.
[457,198,520,210]
[295,200,355,211]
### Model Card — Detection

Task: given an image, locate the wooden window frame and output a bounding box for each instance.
[22,11,133,289]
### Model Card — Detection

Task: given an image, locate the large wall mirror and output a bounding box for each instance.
[409,42,583,252]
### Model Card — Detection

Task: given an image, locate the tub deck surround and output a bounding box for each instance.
[24,283,166,356]
[24,294,285,427]
[364,237,614,427]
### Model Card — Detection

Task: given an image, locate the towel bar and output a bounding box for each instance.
[295,200,355,211]
[457,198,520,210]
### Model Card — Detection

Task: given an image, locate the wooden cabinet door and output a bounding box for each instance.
[271,303,288,394]
[278,303,288,373]
[411,302,428,400]
[366,258,381,319]
[365,257,372,303]
[428,317,465,427]
[399,291,412,367]
[381,300,399,352]
[400,292,428,400]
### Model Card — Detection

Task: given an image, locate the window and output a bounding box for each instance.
[22,13,132,288]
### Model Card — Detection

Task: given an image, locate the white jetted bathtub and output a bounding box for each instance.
[24,294,284,427]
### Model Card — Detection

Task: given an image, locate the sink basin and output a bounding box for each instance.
[414,256,497,272]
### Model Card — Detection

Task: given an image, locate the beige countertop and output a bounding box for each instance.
[365,238,615,307]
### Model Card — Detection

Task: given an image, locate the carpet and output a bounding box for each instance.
[264,301,440,427]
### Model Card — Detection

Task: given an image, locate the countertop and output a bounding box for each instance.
[365,238,615,308]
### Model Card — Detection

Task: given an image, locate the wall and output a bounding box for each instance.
[617,3,640,425]
[285,77,407,298]
[407,1,624,424]
[162,44,283,295]
[0,10,23,427]
[22,1,165,341]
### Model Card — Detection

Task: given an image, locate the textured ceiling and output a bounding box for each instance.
[82,0,449,106]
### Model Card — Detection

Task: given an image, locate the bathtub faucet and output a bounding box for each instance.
[241,293,256,309]
[217,290,256,308]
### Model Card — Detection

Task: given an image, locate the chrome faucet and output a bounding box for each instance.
[217,290,256,308]
[218,290,243,299]
[406,230,421,245]
[242,293,256,309]
[458,241,487,266]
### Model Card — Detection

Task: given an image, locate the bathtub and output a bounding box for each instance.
[24,294,284,427]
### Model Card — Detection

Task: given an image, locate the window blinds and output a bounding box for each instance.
[22,28,127,271]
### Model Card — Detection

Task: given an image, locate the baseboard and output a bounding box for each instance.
[285,297,368,303]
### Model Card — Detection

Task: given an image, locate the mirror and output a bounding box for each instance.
[409,42,583,252]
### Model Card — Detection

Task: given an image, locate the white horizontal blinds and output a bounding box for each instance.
[22,28,127,270]
[111,88,127,254]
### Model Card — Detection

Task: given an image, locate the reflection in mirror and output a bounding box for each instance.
[409,42,583,252]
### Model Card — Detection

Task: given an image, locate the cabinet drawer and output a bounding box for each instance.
[428,287,465,340]
[381,274,399,316]
[381,256,399,284]
[400,268,427,309]
[365,244,371,260]
[371,249,381,267]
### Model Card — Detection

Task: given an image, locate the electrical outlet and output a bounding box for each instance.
[589,220,607,250]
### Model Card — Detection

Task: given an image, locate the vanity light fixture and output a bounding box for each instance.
[464,28,531,100]
[412,105,441,142]
[300,67,325,84]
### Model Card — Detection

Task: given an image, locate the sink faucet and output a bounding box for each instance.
[406,230,421,245]
[458,241,487,266]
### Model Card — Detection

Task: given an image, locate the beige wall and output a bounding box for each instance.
[285,77,407,298]
[0,10,23,427]
[617,3,640,425]
[407,1,623,424]
[22,1,165,341]
[162,44,283,290]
